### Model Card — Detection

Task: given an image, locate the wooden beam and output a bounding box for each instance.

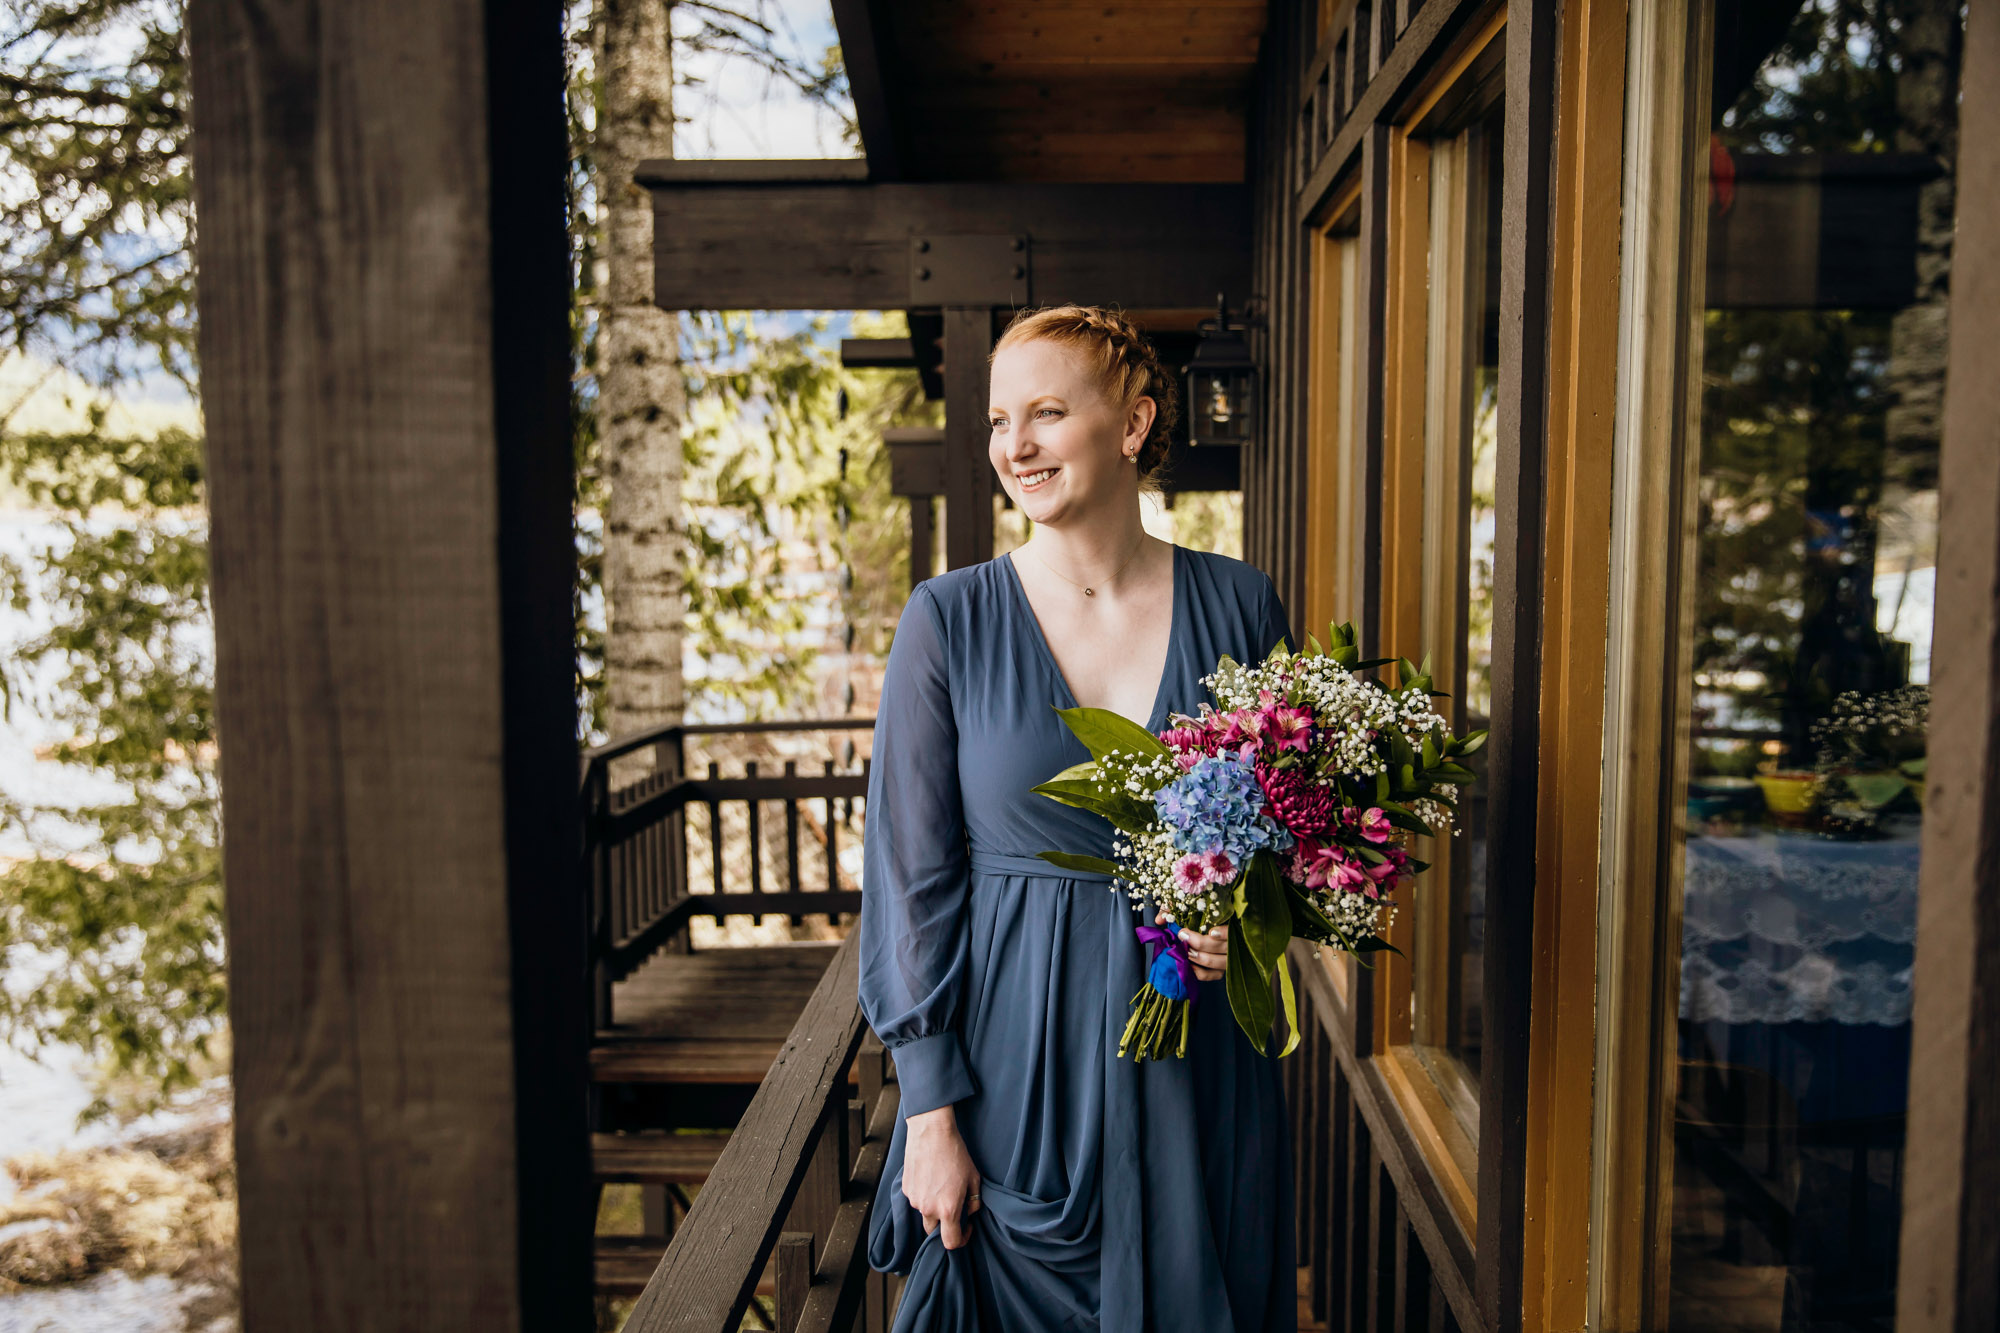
[827,0,905,180]
[1898,4,2000,1325]
[840,338,915,368]
[941,307,996,570]
[185,0,588,1326]
[634,158,869,184]
[647,181,1251,311]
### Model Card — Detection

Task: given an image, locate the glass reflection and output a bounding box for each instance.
[1667,1,1959,1327]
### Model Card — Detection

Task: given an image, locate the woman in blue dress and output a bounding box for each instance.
[859,305,1297,1332]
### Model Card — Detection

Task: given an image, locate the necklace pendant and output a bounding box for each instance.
[1084,587,1095,596]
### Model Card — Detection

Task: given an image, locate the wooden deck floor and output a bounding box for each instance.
[592,941,842,1085]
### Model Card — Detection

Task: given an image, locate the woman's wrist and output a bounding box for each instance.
[907,1104,957,1136]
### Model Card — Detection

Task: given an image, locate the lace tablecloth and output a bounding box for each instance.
[1679,828,1918,1027]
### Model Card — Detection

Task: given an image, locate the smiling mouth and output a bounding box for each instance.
[1017,467,1060,491]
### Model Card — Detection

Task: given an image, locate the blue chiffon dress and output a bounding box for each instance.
[858,544,1298,1333]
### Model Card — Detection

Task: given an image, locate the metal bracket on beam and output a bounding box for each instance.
[910,234,1030,307]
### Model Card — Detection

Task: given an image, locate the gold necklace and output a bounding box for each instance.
[1030,534,1147,597]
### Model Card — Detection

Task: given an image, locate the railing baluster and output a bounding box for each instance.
[784,759,802,901]
[823,759,838,905]
[775,1232,813,1333]
[746,760,763,908]
[708,761,724,903]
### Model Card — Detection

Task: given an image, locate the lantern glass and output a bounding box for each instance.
[1187,363,1256,447]
[1184,319,1259,448]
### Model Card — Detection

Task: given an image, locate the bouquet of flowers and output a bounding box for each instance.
[1032,622,1486,1061]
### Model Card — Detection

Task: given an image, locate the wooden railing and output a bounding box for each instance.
[620,934,904,1333]
[581,718,875,1028]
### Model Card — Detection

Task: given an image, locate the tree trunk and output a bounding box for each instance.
[598,0,686,748]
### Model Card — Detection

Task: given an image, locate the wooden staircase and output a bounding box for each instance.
[589,941,850,1308]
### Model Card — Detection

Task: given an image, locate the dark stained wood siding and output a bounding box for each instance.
[1249,0,1556,1326]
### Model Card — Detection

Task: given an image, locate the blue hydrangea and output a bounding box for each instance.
[1153,755,1295,865]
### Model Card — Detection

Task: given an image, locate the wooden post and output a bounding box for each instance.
[941,307,996,570]
[185,0,589,1326]
[1898,4,2000,1325]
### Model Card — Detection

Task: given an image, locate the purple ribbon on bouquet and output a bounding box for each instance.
[1134,924,1200,1004]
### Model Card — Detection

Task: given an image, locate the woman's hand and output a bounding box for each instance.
[1156,908,1230,981]
[902,1105,982,1249]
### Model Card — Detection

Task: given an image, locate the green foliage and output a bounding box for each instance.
[0,422,221,1121]
[0,0,195,383]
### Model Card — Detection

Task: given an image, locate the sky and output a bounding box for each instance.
[673,0,852,159]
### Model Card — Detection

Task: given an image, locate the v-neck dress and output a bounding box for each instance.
[858,545,1298,1333]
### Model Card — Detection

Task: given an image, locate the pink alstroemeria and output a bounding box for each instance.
[1292,842,1368,893]
[1359,807,1393,843]
[1262,703,1315,753]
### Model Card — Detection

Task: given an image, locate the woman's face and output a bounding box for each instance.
[987,338,1154,528]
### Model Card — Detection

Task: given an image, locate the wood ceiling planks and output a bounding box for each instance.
[870,0,1268,182]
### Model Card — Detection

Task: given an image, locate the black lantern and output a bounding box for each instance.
[1184,296,1259,448]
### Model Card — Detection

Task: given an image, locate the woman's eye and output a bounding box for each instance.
[1037,408,1063,418]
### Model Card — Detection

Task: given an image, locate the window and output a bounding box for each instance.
[1364,7,1506,1226]
[1412,96,1502,1107]
[1599,0,1964,1324]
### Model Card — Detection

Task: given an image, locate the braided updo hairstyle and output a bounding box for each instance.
[991,305,1180,486]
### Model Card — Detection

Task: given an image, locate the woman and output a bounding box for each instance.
[859,305,1297,1332]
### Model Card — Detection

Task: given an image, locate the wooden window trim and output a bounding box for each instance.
[1520,0,1629,1325]
[1587,0,1711,1322]
[1365,7,1512,1241]
[1307,178,1366,1006]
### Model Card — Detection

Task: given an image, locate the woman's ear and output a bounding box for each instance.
[1126,395,1157,455]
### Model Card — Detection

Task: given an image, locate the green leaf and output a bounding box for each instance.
[1420,733,1441,770]
[1845,773,1908,809]
[1274,952,1301,1057]
[1036,851,1126,878]
[1045,759,1100,785]
[1030,778,1154,833]
[1225,931,1276,1052]
[1382,807,1430,835]
[1234,850,1293,980]
[1351,933,1404,958]
[1051,705,1172,762]
[1453,730,1489,757]
[1285,882,1338,939]
[1428,763,1477,784]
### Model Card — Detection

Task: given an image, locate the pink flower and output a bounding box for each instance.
[1200,849,1237,884]
[1173,855,1211,892]
[1290,841,1370,893]
[1359,807,1392,844]
[1262,703,1315,753]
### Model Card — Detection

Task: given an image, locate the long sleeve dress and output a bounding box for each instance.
[858,544,1298,1333]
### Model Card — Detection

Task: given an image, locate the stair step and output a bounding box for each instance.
[594,1234,776,1300]
[590,1037,786,1085]
[592,1130,730,1184]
